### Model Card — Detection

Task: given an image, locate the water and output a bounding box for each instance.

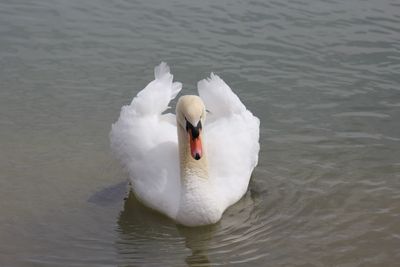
[1,0,399,266]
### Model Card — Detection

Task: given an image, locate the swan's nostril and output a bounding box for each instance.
[194,153,201,160]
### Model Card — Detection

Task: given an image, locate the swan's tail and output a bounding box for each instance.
[131,62,182,116]
[197,73,246,117]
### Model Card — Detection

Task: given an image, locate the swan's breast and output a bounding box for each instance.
[176,177,223,226]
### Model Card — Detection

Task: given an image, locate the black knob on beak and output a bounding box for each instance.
[186,120,202,139]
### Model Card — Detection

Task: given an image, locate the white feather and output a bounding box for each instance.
[110,62,182,218]
[110,63,260,226]
[198,74,260,208]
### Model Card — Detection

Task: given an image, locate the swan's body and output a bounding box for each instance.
[110,63,259,226]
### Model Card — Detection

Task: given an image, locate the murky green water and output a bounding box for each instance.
[1,0,400,266]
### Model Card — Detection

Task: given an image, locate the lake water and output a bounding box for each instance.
[1,0,400,266]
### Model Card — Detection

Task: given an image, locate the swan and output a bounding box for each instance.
[110,63,260,226]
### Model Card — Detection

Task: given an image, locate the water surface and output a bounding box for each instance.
[1,0,400,266]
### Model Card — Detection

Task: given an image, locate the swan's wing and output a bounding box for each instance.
[110,63,181,218]
[198,74,260,207]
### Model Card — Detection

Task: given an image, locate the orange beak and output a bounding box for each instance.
[186,119,203,160]
[189,130,202,160]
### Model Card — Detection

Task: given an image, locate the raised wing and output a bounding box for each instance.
[110,63,181,218]
[198,74,260,207]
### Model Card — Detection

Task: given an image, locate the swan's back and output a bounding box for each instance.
[110,63,182,219]
[198,74,260,208]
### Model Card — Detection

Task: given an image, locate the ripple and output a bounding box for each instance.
[113,175,302,266]
[333,111,391,118]
[1,0,400,266]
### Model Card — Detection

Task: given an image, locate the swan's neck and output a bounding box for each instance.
[177,126,209,183]
[176,125,223,226]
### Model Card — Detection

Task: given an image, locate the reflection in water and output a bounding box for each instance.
[116,190,216,267]
[115,183,266,266]
[178,224,216,267]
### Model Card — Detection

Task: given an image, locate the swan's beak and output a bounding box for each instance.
[186,120,202,160]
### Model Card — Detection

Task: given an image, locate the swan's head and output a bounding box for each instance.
[176,95,206,160]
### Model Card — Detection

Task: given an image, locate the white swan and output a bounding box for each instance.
[110,63,260,226]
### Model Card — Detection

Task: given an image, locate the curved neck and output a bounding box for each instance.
[177,125,209,183]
